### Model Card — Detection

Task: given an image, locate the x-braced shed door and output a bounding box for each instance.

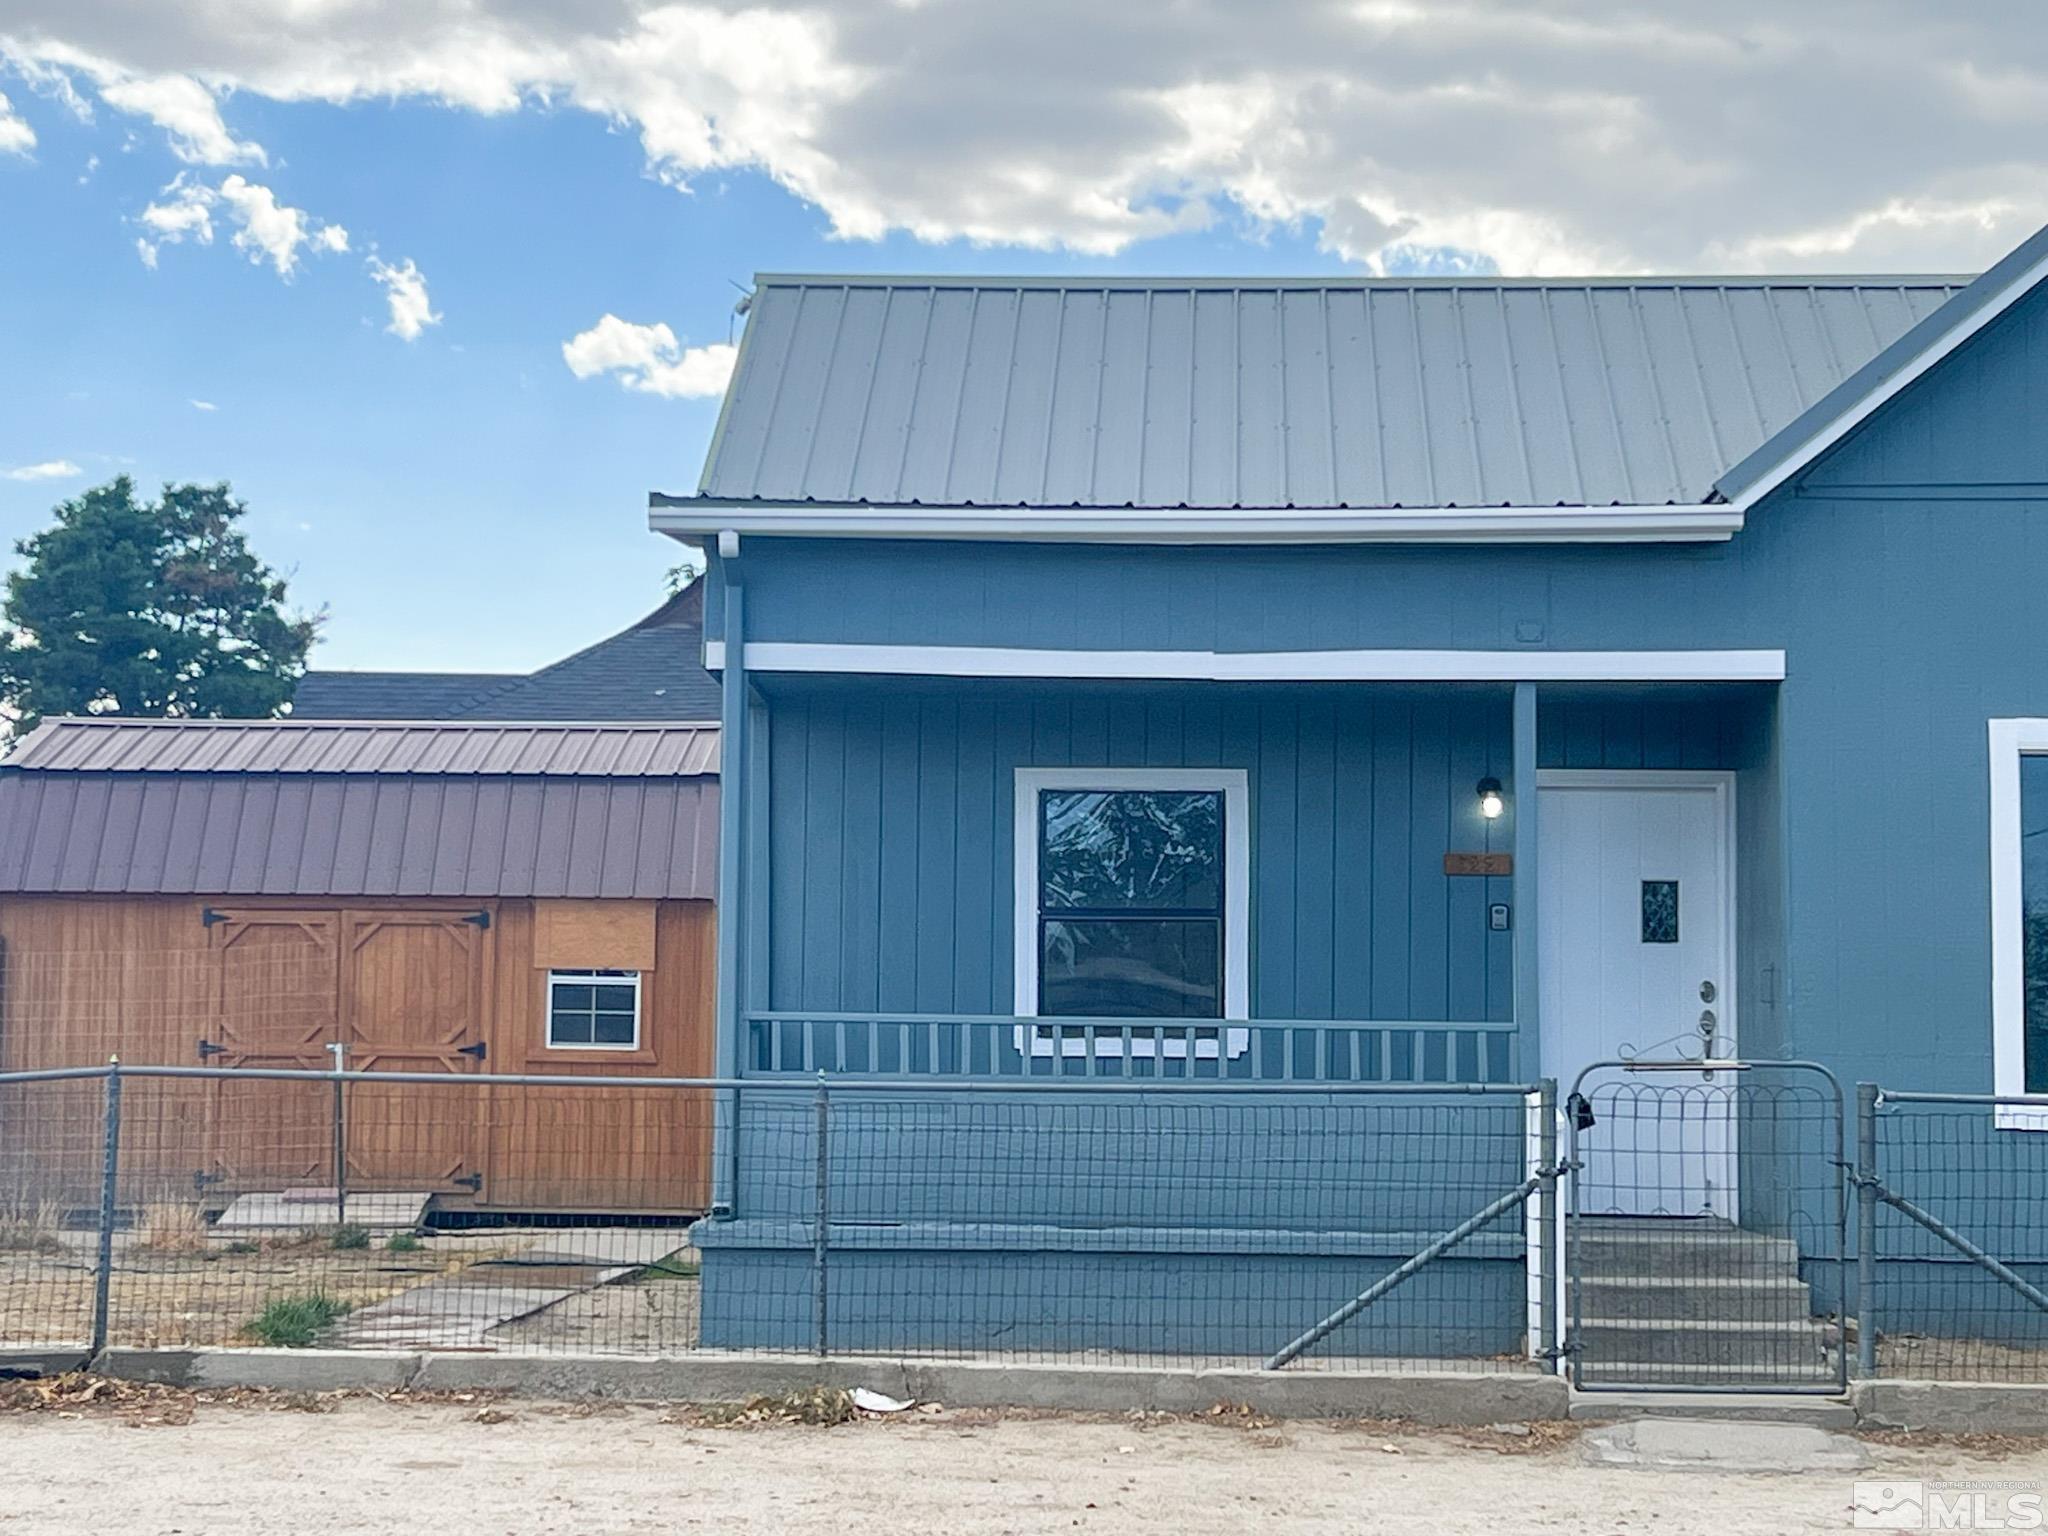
[339,910,491,1193]
[203,910,343,1192]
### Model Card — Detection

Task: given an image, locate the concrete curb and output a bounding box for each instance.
[98,1348,420,1393]
[89,1348,1567,1425]
[0,1348,90,1377]
[1851,1380,2048,1434]
[77,1352,2046,1434]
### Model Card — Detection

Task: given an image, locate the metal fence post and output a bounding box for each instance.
[1536,1078,1559,1369]
[90,1058,123,1359]
[1856,1081,1879,1378]
[813,1071,830,1359]
[328,1042,349,1229]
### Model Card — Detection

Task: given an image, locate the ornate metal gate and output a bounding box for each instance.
[1565,1059,1850,1393]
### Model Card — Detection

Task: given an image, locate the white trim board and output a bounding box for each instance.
[1013,768,1251,1057]
[704,641,1785,683]
[651,502,1744,545]
[1988,719,2048,1130]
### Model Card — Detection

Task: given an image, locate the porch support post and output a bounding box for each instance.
[713,538,748,1215]
[1512,682,1540,1077]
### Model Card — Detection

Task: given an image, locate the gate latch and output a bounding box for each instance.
[1566,1091,1596,1132]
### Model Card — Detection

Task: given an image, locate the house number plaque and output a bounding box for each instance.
[1443,852,1513,877]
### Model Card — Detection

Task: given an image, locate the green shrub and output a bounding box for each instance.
[246,1292,349,1348]
[329,1224,370,1251]
[385,1232,421,1253]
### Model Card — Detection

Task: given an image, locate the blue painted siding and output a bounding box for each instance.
[701,1087,1532,1358]
[719,279,2048,1096]
[763,681,1516,1027]
[694,1242,1523,1359]
[694,257,2048,1362]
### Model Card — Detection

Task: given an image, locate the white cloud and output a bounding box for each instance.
[0,89,33,156]
[96,72,264,166]
[189,398,217,411]
[134,172,347,277]
[2,459,82,481]
[216,173,346,274]
[367,256,440,340]
[6,3,2048,272]
[562,315,736,399]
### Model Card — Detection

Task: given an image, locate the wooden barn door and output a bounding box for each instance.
[204,912,343,1193]
[339,910,491,1193]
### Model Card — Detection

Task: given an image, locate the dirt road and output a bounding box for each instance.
[0,1392,2038,1534]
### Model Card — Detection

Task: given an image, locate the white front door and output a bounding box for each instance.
[1538,771,1736,1218]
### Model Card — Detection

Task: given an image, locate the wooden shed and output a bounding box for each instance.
[0,716,720,1215]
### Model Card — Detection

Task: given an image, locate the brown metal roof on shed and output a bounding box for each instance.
[5,717,720,777]
[0,718,719,900]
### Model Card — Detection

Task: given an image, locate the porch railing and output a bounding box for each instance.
[743,1011,1521,1084]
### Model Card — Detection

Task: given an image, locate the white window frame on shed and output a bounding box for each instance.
[545,967,645,1052]
[1988,719,2048,1129]
[1013,767,1250,1060]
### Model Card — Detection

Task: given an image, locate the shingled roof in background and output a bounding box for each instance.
[292,577,720,723]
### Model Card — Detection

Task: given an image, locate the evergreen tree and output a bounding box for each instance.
[0,476,319,734]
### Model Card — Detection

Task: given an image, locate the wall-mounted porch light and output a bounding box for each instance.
[1476,777,1506,821]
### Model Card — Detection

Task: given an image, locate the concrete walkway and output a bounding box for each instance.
[329,1230,682,1350]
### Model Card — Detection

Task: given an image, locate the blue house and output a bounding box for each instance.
[650,224,2048,1376]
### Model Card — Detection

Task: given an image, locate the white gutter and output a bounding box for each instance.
[648,501,1743,545]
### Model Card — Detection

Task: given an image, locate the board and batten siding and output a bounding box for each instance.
[764,682,1516,1027]
[0,893,717,1212]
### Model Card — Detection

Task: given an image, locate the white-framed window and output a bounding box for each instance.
[546,968,642,1050]
[1989,720,2048,1128]
[1013,768,1249,1059]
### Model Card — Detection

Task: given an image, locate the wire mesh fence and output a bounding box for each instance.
[1861,1091,2048,1383]
[16,1059,2048,1385]
[0,1065,1554,1372]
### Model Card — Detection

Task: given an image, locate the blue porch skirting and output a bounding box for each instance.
[692,1219,1528,1359]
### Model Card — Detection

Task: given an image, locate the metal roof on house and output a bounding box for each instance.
[5,718,721,777]
[292,581,723,723]
[687,274,1969,513]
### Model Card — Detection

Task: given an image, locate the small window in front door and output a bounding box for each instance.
[1641,880,1680,944]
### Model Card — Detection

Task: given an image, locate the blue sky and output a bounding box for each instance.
[2,4,2041,672]
[0,95,1398,673]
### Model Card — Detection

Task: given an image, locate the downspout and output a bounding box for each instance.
[713,529,746,1216]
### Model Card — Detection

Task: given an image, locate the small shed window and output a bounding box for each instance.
[547,968,642,1050]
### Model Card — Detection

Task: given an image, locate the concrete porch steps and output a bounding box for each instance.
[1577,1274,1815,1321]
[1572,1215,1840,1389]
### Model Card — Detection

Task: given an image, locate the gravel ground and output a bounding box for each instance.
[1,1386,2042,1535]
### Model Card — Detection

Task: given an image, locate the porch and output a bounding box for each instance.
[721,672,1784,1093]
[698,656,1787,1361]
